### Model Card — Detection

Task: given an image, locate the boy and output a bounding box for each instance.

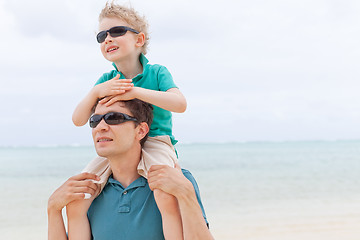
[72,2,186,239]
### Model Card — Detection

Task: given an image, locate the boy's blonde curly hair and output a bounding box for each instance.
[99,2,150,55]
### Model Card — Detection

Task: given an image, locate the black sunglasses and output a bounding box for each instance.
[89,112,138,128]
[96,26,140,43]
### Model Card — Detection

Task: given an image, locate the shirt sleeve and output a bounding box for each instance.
[157,65,178,92]
[95,71,117,86]
[181,169,209,226]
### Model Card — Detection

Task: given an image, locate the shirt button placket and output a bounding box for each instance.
[118,190,131,213]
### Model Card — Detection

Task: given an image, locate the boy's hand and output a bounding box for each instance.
[95,74,134,99]
[100,87,138,106]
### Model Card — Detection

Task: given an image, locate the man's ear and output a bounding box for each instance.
[136,122,149,141]
[135,32,145,47]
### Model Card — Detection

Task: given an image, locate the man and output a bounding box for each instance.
[47,99,213,240]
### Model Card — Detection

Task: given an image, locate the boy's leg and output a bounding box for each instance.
[82,156,112,194]
[154,189,183,240]
[139,136,183,240]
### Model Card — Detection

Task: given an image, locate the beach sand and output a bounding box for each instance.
[211,214,360,240]
[208,198,360,240]
[2,185,360,240]
[2,142,360,240]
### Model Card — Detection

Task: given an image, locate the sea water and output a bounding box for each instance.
[1,141,360,239]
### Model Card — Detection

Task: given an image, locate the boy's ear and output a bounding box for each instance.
[135,32,145,47]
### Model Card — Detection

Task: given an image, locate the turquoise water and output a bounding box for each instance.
[0,141,360,239]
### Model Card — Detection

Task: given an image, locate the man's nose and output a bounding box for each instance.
[96,118,109,130]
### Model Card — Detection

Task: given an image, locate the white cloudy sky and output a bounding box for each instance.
[0,0,359,146]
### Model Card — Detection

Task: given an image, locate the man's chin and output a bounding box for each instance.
[95,148,111,158]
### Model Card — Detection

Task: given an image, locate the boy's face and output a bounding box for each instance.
[98,17,141,63]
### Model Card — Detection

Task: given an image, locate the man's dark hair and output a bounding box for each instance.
[123,99,153,147]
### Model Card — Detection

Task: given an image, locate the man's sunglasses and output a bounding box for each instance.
[96,26,140,43]
[89,112,138,128]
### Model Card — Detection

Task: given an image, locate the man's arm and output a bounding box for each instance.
[47,173,100,240]
[148,165,214,240]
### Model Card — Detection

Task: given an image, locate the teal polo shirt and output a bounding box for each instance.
[95,54,178,145]
[87,169,208,240]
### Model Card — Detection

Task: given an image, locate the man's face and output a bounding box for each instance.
[91,102,139,158]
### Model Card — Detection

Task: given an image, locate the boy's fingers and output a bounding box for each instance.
[112,74,120,80]
[120,86,132,91]
[105,97,119,106]
[99,97,109,104]
[114,79,132,83]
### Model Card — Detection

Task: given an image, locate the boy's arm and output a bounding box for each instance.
[72,87,101,126]
[72,75,133,126]
[100,87,187,113]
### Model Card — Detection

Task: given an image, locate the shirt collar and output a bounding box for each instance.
[111,53,149,74]
[107,174,147,191]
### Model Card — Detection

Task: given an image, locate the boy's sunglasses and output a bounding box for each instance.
[96,26,140,43]
[89,112,138,128]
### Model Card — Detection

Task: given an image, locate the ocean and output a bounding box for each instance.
[1,141,360,239]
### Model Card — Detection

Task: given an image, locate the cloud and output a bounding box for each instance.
[1,0,360,146]
[2,0,102,41]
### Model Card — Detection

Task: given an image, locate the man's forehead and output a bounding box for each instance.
[94,102,128,114]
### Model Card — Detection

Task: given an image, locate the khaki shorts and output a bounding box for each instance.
[82,135,178,192]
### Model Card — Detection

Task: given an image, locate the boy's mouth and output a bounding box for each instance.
[107,47,119,53]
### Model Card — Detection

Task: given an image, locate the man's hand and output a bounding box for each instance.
[95,74,134,99]
[47,172,100,213]
[148,164,214,239]
[147,164,193,199]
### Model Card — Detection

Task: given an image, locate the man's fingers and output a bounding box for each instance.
[71,172,100,181]
[149,165,167,172]
[148,178,162,191]
[74,184,98,194]
[174,163,181,170]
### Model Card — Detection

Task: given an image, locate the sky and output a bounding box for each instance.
[0,0,360,146]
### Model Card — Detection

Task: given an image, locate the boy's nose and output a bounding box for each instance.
[104,33,113,43]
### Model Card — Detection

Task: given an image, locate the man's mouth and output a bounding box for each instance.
[107,47,119,53]
[97,138,113,142]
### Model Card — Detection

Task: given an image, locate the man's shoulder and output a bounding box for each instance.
[181,169,196,183]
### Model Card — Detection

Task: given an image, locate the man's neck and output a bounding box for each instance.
[107,148,142,188]
[114,53,143,79]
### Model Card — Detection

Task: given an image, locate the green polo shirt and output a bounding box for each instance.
[87,169,208,240]
[95,54,178,145]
